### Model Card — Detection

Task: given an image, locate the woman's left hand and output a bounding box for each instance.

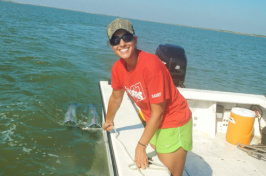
[134,101,166,170]
[135,144,149,170]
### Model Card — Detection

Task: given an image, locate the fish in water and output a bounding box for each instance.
[64,104,101,129]
[64,103,78,127]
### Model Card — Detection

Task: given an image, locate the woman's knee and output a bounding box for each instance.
[158,148,188,176]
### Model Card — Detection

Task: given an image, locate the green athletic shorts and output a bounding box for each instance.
[150,118,193,153]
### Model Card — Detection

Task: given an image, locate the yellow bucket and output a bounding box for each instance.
[226,107,255,145]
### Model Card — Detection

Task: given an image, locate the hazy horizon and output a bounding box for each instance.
[5,0,266,36]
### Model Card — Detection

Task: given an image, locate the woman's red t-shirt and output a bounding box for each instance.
[111,50,191,129]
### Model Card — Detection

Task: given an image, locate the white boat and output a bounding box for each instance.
[99,44,266,176]
[99,80,265,176]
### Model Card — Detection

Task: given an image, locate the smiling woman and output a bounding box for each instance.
[103,18,192,176]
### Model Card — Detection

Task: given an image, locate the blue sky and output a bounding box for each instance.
[11,0,266,36]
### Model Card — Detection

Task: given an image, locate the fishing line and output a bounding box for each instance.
[82,125,169,175]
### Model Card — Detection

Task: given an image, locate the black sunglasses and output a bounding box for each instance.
[109,33,134,46]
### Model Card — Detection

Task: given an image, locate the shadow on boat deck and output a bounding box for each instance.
[185,152,213,176]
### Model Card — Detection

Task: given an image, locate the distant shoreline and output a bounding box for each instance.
[133,18,266,38]
[4,0,266,38]
[174,24,266,38]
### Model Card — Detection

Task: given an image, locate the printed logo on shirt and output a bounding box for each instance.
[124,82,146,102]
[152,92,161,98]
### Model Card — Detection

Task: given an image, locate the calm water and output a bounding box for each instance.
[1,1,266,175]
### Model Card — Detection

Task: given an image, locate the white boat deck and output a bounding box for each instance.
[188,132,265,176]
[99,81,266,176]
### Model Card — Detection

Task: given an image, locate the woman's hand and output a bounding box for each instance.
[103,121,114,131]
[135,144,149,170]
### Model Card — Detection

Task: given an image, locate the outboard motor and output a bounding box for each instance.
[156,44,187,87]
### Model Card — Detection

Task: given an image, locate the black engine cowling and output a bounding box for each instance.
[155,44,187,87]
